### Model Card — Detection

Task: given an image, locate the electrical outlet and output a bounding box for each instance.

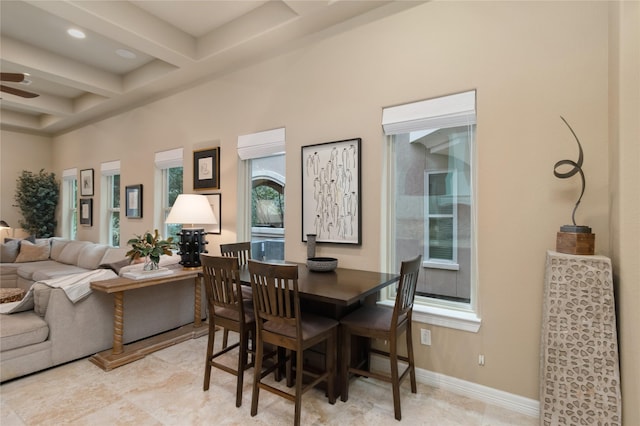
[420,328,431,346]
[478,354,485,366]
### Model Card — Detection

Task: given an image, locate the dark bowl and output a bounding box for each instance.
[306,257,338,272]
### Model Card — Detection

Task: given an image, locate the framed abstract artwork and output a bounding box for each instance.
[125,184,143,218]
[80,168,94,196]
[193,147,220,190]
[301,138,361,245]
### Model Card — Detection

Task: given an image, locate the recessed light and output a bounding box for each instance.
[116,49,137,59]
[67,28,86,39]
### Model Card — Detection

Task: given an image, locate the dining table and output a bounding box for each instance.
[238,261,400,317]
[238,260,401,395]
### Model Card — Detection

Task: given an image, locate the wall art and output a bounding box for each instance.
[301,138,361,245]
[79,198,92,226]
[194,147,220,190]
[125,184,143,218]
[80,168,94,196]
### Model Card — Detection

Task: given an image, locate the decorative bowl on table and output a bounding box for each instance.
[306,257,338,272]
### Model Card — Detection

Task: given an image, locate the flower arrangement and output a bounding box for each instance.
[126,229,176,270]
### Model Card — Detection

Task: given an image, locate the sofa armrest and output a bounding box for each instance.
[44,288,113,364]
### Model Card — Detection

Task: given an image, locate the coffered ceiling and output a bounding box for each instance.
[0,0,422,136]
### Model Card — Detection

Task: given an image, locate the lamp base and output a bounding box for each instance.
[556,228,595,255]
[176,228,208,268]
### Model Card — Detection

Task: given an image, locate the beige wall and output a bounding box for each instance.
[2,1,637,414]
[609,2,640,424]
[0,129,53,234]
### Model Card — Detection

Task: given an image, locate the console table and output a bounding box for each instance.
[89,267,207,371]
[540,251,621,426]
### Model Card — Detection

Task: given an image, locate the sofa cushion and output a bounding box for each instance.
[99,247,129,265]
[49,238,70,261]
[57,241,90,265]
[31,265,90,282]
[77,244,109,270]
[15,260,61,281]
[15,240,51,263]
[0,311,49,351]
[0,239,21,263]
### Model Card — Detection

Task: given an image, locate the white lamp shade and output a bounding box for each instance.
[165,194,217,225]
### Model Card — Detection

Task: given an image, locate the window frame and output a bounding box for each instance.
[380,91,481,333]
[106,174,120,247]
[62,169,78,240]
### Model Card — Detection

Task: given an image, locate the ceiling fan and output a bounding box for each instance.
[1,72,39,98]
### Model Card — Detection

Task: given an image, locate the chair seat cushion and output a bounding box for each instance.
[340,305,397,332]
[214,299,254,323]
[264,312,337,340]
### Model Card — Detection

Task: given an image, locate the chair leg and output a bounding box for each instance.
[203,322,216,391]
[251,335,263,417]
[406,323,417,393]
[294,347,304,426]
[340,328,351,402]
[390,337,401,421]
[222,329,229,349]
[286,349,294,388]
[327,330,336,404]
[236,329,247,407]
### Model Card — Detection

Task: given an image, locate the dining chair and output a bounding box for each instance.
[201,254,255,407]
[248,260,338,426]
[220,242,252,348]
[339,254,422,421]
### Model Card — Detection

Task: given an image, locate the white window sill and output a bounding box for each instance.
[378,300,481,333]
[423,261,459,271]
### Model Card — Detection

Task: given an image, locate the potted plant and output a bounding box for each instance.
[126,229,176,271]
[14,169,59,237]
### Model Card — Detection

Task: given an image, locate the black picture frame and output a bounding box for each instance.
[79,198,92,226]
[204,193,221,235]
[301,138,362,245]
[125,184,143,218]
[194,147,220,190]
[80,168,94,196]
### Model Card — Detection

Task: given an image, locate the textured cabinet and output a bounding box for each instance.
[540,251,621,426]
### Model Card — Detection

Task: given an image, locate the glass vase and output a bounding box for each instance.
[143,257,159,271]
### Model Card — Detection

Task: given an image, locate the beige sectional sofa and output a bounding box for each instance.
[0,238,204,382]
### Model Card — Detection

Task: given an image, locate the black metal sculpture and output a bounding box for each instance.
[553,116,591,233]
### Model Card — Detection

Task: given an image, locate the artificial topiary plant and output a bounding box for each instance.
[14,169,60,237]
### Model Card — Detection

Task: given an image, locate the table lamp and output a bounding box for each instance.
[165,194,217,269]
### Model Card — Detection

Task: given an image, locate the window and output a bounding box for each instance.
[238,128,286,261]
[62,168,78,239]
[383,90,480,332]
[155,148,183,241]
[101,161,120,246]
[251,155,285,260]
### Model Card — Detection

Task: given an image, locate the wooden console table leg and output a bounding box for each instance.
[194,276,202,328]
[113,291,124,355]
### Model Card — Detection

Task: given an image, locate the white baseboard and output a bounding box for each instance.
[370,356,540,418]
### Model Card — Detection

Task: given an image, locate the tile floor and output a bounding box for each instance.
[1,332,538,425]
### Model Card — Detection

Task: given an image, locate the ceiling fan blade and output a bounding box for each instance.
[0,85,39,98]
[0,72,25,83]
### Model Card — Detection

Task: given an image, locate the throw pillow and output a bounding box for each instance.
[0,239,21,263]
[15,240,51,263]
[99,258,131,275]
[4,235,36,244]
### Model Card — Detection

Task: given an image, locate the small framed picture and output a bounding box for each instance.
[125,184,143,218]
[204,193,221,234]
[79,198,92,226]
[194,147,220,190]
[80,169,94,196]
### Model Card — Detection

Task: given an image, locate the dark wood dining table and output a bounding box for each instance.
[238,261,400,396]
[238,261,400,319]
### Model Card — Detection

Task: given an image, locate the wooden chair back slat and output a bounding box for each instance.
[220,242,252,266]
